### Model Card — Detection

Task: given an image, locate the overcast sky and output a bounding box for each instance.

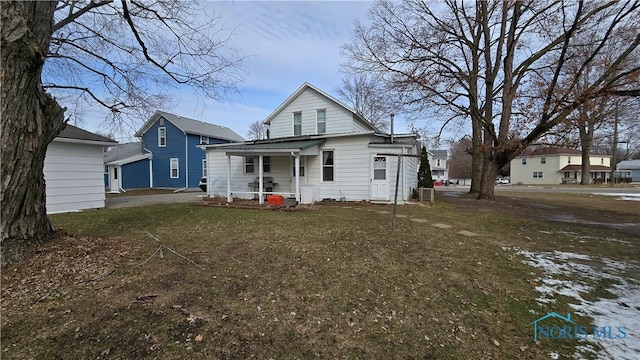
[81,1,393,142]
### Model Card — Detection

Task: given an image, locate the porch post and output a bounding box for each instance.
[294,154,301,202]
[227,154,232,203]
[258,155,264,204]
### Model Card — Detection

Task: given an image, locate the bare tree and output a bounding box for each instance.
[247,120,268,140]
[1,1,244,266]
[448,137,473,181]
[335,74,391,131]
[343,0,640,200]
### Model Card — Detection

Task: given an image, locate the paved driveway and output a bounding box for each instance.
[106,192,206,209]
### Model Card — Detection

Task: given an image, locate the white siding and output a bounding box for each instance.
[206,135,419,204]
[269,88,367,138]
[44,141,106,213]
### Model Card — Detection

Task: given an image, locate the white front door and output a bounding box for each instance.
[109,166,120,193]
[371,156,388,201]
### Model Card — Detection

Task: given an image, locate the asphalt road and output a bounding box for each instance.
[437,184,640,194]
[105,191,207,209]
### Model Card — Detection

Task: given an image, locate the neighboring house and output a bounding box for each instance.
[202,82,420,204]
[510,147,611,185]
[430,149,449,181]
[105,110,244,192]
[45,124,117,213]
[616,160,640,182]
[103,142,152,192]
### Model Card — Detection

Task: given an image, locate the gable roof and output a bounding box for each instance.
[56,124,117,144]
[617,160,640,170]
[135,110,245,142]
[262,82,378,132]
[431,150,448,159]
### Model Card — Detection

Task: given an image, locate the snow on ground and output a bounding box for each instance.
[506,246,640,360]
[591,193,640,201]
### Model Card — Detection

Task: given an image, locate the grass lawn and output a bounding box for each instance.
[2,195,638,359]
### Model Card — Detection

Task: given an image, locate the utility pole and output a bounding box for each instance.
[610,101,618,187]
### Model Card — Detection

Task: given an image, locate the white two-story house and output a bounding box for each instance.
[510,147,611,185]
[203,82,420,204]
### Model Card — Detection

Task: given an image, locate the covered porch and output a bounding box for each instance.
[559,165,612,184]
[211,139,324,204]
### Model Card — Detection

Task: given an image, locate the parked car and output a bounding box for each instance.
[199,177,207,192]
[495,178,510,185]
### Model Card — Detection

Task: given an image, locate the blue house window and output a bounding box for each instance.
[200,136,209,145]
[158,127,166,147]
[170,158,179,178]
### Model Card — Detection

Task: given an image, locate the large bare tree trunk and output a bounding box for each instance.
[1,1,66,267]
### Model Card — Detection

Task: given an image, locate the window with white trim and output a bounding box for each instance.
[170,158,179,178]
[293,112,302,136]
[158,127,166,147]
[316,109,326,134]
[244,157,254,174]
[200,136,209,145]
[322,150,334,182]
[541,157,546,164]
[533,171,543,179]
[522,158,527,165]
[568,156,572,164]
[202,159,207,177]
[601,158,604,165]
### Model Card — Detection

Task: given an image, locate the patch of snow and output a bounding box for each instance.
[507,247,640,360]
[592,192,640,201]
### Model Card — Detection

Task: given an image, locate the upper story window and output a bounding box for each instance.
[568,156,572,164]
[317,109,326,134]
[601,158,604,165]
[436,159,441,167]
[541,156,546,164]
[200,136,209,145]
[158,127,166,147]
[293,112,302,136]
[522,158,527,165]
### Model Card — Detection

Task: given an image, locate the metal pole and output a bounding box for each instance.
[391,155,401,230]
[612,105,618,185]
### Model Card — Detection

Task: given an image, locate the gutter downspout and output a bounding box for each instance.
[174,132,189,193]
[143,146,153,188]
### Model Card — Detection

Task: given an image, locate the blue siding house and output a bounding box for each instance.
[105,111,244,191]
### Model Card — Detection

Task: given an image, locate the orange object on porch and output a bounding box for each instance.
[267,195,284,206]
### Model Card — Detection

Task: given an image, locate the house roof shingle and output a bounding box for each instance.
[519,147,609,157]
[617,160,640,170]
[104,142,149,163]
[57,124,117,143]
[559,165,611,172]
[135,111,245,142]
